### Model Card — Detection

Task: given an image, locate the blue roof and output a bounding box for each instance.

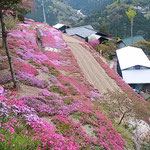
[122,35,145,45]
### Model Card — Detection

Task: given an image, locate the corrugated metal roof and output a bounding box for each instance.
[122,35,145,45]
[66,25,97,38]
[116,46,150,70]
[122,69,150,84]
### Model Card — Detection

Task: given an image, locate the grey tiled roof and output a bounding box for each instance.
[66,25,97,38]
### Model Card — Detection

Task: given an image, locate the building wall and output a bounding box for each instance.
[117,42,126,49]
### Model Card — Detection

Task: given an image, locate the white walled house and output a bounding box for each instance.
[116,46,150,89]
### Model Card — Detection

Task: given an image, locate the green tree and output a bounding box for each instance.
[99,23,108,35]
[126,9,136,43]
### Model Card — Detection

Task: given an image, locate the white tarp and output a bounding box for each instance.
[122,69,150,84]
[88,34,101,40]
[53,24,65,29]
[116,46,150,70]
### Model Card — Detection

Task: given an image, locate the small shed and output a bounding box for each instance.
[53,23,70,33]
[88,33,114,44]
[116,46,150,89]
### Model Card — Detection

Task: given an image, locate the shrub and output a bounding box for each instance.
[0,127,41,150]
[104,55,110,60]
[94,41,117,56]
[133,40,150,55]
[70,111,83,120]
[4,15,19,30]
[0,71,12,84]
[63,97,74,105]
[66,86,78,96]
[48,67,60,77]
[141,143,150,150]
[49,85,66,96]
[146,97,150,102]
[114,124,135,150]
[17,14,25,22]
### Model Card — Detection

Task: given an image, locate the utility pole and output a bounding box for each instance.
[41,0,46,23]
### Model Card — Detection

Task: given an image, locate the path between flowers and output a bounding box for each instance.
[63,34,120,94]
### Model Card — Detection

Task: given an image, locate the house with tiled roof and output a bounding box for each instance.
[117,35,145,49]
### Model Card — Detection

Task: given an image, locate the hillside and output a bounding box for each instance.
[0,16,150,149]
[26,0,113,25]
[0,19,125,149]
[82,0,150,40]
[26,0,150,40]
[26,0,84,25]
[66,0,113,14]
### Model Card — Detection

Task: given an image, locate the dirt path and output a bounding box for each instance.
[63,34,120,94]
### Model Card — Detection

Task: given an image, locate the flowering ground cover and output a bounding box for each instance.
[80,42,146,102]
[0,20,127,149]
[0,92,79,150]
[80,42,150,125]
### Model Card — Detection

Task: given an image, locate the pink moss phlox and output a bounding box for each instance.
[1,94,79,149]
[30,120,80,150]
[3,122,15,134]
[52,115,97,148]
[14,59,39,75]
[89,40,100,47]
[4,22,127,149]
[78,107,125,150]
[90,91,103,102]
[51,60,62,66]
[43,51,61,61]
[39,89,59,99]
[16,71,48,88]
[40,30,55,47]
[49,75,58,83]
[57,74,92,99]
[0,86,4,95]
[40,66,49,72]
[0,95,40,125]
[24,18,35,23]
[2,10,14,14]
[37,24,69,50]
[20,94,82,116]
[80,43,89,49]
[95,113,125,150]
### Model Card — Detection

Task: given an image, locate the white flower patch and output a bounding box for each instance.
[44,47,61,52]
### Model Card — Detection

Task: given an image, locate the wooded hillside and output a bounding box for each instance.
[82,0,150,40]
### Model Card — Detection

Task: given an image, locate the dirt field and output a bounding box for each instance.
[63,34,120,94]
